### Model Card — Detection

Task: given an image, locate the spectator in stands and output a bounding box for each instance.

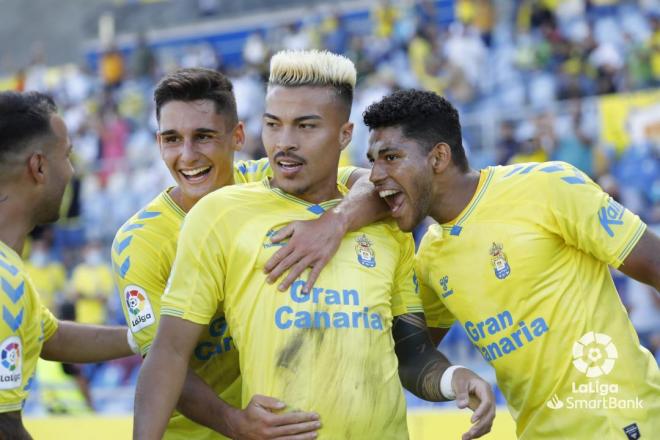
[99,44,124,91]
[131,32,156,82]
[494,121,520,165]
[69,240,114,325]
[25,238,66,312]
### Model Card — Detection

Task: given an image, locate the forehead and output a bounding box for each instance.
[159,99,227,132]
[265,85,338,118]
[368,126,421,157]
[49,114,70,147]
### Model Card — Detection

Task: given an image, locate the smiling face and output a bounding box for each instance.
[262,85,352,203]
[157,99,244,210]
[368,125,434,232]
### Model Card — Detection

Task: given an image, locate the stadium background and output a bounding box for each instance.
[1,0,659,438]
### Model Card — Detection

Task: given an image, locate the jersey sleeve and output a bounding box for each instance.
[161,197,227,325]
[111,229,167,356]
[414,251,457,328]
[542,162,646,268]
[40,304,59,341]
[337,166,358,187]
[0,291,27,412]
[390,231,424,317]
[233,157,271,183]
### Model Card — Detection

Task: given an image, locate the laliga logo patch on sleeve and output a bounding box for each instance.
[0,336,22,389]
[124,285,155,333]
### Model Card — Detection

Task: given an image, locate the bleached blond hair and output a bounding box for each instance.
[268,50,356,114]
[269,50,356,89]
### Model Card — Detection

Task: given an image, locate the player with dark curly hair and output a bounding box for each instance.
[364,89,660,440]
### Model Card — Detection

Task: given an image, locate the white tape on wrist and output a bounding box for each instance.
[440,365,465,400]
[127,329,140,355]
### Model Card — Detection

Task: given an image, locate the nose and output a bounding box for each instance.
[274,127,298,153]
[369,160,387,185]
[180,137,198,163]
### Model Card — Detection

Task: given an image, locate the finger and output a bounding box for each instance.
[252,394,287,412]
[454,386,469,410]
[265,245,295,277]
[271,224,295,243]
[470,385,492,422]
[464,416,493,440]
[266,250,302,284]
[303,262,325,294]
[275,432,318,440]
[270,411,320,427]
[279,258,313,292]
[271,419,322,435]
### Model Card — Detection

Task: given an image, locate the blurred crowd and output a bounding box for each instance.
[2,0,659,413]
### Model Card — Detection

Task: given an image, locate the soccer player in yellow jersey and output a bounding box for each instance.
[134,50,495,440]
[0,91,136,438]
[363,89,660,439]
[113,68,362,439]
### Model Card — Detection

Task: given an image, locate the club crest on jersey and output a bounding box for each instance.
[263,229,287,249]
[355,234,376,268]
[0,336,21,389]
[489,243,511,279]
[124,285,155,333]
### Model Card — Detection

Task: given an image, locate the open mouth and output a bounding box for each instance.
[379,189,406,216]
[179,166,212,183]
[276,158,304,176]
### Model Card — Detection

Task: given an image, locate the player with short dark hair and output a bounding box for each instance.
[364,88,660,439]
[0,91,135,439]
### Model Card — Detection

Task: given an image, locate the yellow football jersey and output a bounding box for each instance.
[416,162,659,439]
[112,159,355,439]
[161,179,422,440]
[0,240,58,413]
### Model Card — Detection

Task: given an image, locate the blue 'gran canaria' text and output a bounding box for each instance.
[464,310,549,362]
[275,280,384,330]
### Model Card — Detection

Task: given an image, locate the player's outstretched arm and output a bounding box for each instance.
[619,229,660,292]
[177,370,321,439]
[393,313,495,440]
[0,411,31,439]
[40,321,134,362]
[134,315,203,440]
[264,169,388,293]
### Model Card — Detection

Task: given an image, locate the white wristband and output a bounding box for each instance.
[127,329,140,355]
[440,365,465,400]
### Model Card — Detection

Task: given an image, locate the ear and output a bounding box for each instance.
[429,142,452,174]
[27,152,47,184]
[231,121,246,152]
[338,121,354,151]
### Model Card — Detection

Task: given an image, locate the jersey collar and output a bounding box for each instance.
[442,167,494,236]
[262,178,344,216]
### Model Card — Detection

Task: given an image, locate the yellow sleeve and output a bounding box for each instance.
[233,157,271,184]
[0,292,29,412]
[337,166,358,187]
[161,198,227,325]
[414,253,456,328]
[41,304,59,341]
[390,231,424,316]
[111,230,165,356]
[541,162,646,268]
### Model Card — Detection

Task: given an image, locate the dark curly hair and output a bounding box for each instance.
[363,89,468,171]
[154,68,237,127]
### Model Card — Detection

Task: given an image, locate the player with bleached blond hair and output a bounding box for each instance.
[134,50,495,440]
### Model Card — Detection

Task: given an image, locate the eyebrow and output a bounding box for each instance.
[159,128,220,136]
[263,113,322,123]
[366,146,398,161]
